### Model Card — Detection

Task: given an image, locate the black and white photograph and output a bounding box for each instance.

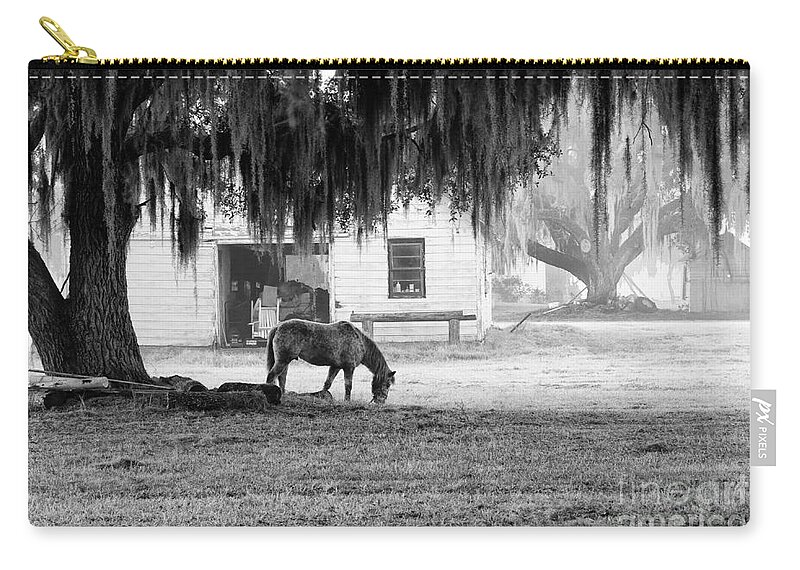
[26,52,751,526]
[8,1,797,564]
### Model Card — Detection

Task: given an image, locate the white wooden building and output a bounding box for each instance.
[122,201,492,346]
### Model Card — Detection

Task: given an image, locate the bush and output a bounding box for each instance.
[529,287,547,303]
[493,275,546,303]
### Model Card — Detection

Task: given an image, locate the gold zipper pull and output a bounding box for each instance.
[39,16,99,64]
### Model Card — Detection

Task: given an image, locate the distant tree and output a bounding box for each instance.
[495,83,749,304]
[492,275,546,304]
[28,69,748,380]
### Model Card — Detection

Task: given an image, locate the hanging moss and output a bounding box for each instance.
[29,67,749,270]
[588,73,614,253]
[623,135,632,197]
[29,146,53,249]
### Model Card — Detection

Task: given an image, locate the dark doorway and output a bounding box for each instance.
[218,243,331,346]
[223,246,280,343]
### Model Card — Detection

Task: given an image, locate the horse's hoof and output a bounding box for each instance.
[260,384,282,405]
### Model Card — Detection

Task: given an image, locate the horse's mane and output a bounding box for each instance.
[358,329,390,376]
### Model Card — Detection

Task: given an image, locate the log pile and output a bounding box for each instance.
[217,382,263,393]
[167,390,271,411]
[28,369,283,411]
[28,390,70,410]
[28,371,109,390]
[217,382,282,405]
[155,375,207,392]
[28,370,114,410]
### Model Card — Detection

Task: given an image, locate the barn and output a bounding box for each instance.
[120,201,492,347]
[687,233,750,314]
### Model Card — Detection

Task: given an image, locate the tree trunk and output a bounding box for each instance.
[526,200,686,308]
[28,134,151,383]
[585,268,620,305]
[29,224,149,383]
[526,239,622,306]
[63,140,150,383]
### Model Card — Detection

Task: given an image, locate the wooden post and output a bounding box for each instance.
[362,319,374,338]
[448,319,460,343]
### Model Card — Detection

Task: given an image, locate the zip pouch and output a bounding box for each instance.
[28,17,750,526]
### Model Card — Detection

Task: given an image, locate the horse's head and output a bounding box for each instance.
[370,370,396,404]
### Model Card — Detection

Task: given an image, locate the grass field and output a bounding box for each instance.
[28,321,750,526]
[492,300,749,323]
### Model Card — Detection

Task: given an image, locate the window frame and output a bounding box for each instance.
[387,238,426,299]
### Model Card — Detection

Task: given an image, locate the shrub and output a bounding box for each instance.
[493,275,546,303]
[528,287,547,304]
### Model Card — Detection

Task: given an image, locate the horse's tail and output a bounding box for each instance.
[266,325,278,372]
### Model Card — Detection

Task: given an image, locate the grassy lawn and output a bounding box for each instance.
[28,322,750,526]
[493,300,749,323]
[492,301,550,322]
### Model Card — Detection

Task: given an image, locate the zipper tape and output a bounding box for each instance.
[34,16,748,71]
[29,58,750,71]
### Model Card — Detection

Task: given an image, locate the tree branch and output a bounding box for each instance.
[124,126,235,162]
[615,198,683,275]
[28,240,75,372]
[611,176,647,246]
[537,208,590,244]
[525,239,590,285]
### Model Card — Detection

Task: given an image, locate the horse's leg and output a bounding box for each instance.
[278,367,289,394]
[323,366,340,391]
[343,366,354,401]
[266,359,290,389]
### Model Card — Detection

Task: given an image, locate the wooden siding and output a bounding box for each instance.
[474,227,493,337]
[332,205,486,342]
[126,237,217,346]
[123,203,490,346]
[688,276,749,313]
[688,235,750,314]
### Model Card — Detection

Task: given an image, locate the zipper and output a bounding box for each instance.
[34,16,749,70]
[39,17,99,65]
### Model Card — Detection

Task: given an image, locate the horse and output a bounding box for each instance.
[264,319,396,403]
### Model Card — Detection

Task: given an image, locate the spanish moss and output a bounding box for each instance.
[28,68,749,271]
[589,73,614,253]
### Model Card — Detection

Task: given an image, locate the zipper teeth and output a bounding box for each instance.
[91,57,749,68]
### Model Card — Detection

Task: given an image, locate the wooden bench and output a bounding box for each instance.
[350,311,477,343]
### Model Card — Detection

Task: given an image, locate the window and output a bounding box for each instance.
[388,239,425,298]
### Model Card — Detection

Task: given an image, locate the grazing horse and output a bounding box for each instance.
[264,319,396,403]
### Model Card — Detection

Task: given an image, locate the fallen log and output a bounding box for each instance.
[28,389,116,410]
[155,375,207,392]
[217,383,282,405]
[217,382,263,393]
[167,390,273,411]
[28,390,69,410]
[28,371,109,391]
